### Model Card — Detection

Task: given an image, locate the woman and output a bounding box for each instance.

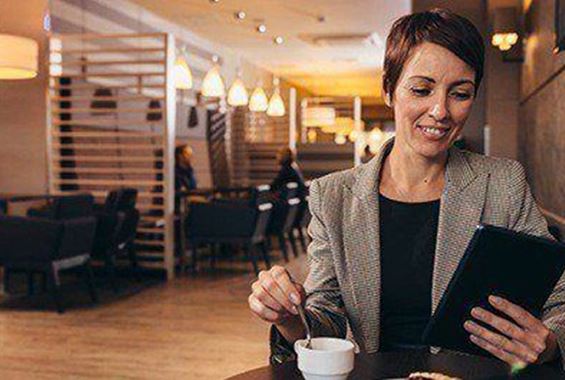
[175,144,197,192]
[248,9,565,368]
[270,147,306,198]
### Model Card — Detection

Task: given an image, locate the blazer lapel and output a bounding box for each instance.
[344,139,393,353]
[432,148,488,313]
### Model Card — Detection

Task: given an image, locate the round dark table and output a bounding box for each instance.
[227,351,564,379]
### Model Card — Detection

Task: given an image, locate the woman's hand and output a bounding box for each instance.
[248,265,305,326]
[464,295,559,366]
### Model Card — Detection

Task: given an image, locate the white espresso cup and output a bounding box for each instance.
[294,337,355,380]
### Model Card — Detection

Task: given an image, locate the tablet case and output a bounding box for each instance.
[422,224,565,357]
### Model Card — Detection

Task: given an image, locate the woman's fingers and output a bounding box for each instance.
[470,307,543,354]
[248,293,286,323]
[464,320,536,363]
[488,296,542,334]
[469,334,527,367]
[249,266,304,325]
[251,281,285,313]
[258,268,298,315]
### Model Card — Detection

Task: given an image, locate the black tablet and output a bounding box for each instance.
[422,224,565,357]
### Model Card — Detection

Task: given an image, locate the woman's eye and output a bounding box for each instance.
[451,92,471,100]
[411,88,431,96]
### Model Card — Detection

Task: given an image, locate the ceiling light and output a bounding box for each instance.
[302,106,336,127]
[173,55,193,90]
[235,11,246,20]
[257,24,267,33]
[202,64,225,97]
[267,79,285,117]
[335,134,347,145]
[249,85,268,112]
[274,36,284,45]
[0,34,38,80]
[209,0,220,3]
[227,77,249,106]
[492,7,519,52]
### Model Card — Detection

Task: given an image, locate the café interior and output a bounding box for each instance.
[0,0,564,378]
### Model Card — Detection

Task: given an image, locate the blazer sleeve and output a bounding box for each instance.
[507,161,565,366]
[269,179,347,364]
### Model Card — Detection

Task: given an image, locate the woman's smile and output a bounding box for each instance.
[416,124,452,141]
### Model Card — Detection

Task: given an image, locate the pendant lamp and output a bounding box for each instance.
[174,55,193,90]
[267,78,285,117]
[202,64,225,97]
[227,77,249,106]
[249,85,268,112]
[0,34,38,80]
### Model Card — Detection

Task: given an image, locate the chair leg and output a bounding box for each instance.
[260,241,271,269]
[189,240,198,275]
[244,243,259,276]
[210,243,217,269]
[83,260,99,304]
[127,243,141,281]
[277,234,289,262]
[46,265,64,314]
[297,228,308,253]
[3,268,10,294]
[105,253,118,293]
[27,271,34,296]
[288,232,299,258]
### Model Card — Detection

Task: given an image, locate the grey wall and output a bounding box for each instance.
[519,0,565,231]
[0,0,49,193]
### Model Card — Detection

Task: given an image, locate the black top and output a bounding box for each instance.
[270,162,306,196]
[379,193,440,351]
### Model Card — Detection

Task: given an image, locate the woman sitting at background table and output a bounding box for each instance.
[270,147,306,199]
[248,8,565,368]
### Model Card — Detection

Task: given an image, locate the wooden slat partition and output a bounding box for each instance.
[48,33,176,279]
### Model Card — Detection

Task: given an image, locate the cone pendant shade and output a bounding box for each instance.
[267,89,285,117]
[227,78,249,106]
[174,56,193,90]
[249,86,268,112]
[202,65,225,97]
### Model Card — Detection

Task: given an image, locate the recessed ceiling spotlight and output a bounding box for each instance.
[317,15,326,23]
[273,36,284,45]
[209,0,219,3]
[256,24,267,33]
[235,11,246,20]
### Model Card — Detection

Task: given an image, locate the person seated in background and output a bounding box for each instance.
[175,144,197,193]
[270,147,305,198]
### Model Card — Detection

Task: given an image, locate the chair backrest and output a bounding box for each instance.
[53,194,94,219]
[104,188,138,213]
[115,188,138,212]
[56,216,98,260]
[0,216,63,263]
[252,202,274,242]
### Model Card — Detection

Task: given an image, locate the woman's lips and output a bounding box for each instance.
[417,125,450,141]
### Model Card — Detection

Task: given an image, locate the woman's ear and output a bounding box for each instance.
[384,93,392,108]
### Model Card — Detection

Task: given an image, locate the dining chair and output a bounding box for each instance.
[185,185,274,275]
[0,215,98,313]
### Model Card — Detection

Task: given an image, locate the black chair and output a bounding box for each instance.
[92,189,140,291]
[27,194,94,220]
[0,215,98,313]
[291,181,312,254]
[266,182,302,262]
[185,185,273,275]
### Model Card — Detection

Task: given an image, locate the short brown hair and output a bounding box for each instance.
[383,8,484,99]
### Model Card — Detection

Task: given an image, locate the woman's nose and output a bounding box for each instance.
[428,95,449,122]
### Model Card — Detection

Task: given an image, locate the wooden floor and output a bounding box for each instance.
[0,254,309,379]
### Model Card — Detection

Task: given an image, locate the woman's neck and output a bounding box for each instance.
[379,141,447,202]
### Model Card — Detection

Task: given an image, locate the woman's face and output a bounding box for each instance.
[389,42,476,159]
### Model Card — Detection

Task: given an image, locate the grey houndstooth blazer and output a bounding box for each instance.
[270,138,565,366]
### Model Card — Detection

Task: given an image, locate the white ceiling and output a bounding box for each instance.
[132,0,411,97]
